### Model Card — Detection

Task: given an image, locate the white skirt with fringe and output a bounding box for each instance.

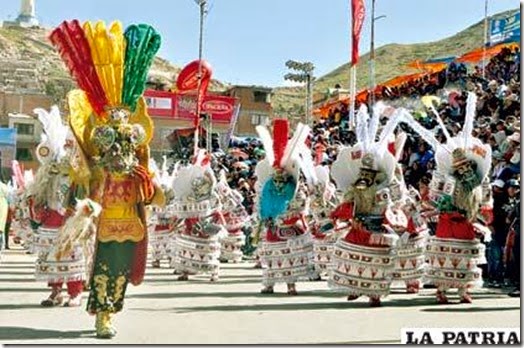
[259,233,315,286]
[312,237,335,274]
[424,236,486,289]
[391,231,428,282]
[220,231,246,263]
[34,227,87,284]
[149,226,173,261]
[171,233,223,276]
[328,239,396,297]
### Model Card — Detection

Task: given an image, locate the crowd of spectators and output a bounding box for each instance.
[214,47,520,295]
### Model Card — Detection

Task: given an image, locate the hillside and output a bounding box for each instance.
[272,8,519,111]
[0,25,227,103]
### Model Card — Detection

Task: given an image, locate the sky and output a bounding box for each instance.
[0,0,520,87]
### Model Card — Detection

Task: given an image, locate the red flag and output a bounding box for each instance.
[351,0,366,66]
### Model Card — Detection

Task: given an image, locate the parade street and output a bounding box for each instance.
[0,246,520,345]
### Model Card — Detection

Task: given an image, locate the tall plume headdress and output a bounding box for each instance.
[49,20,161,162]
[255,119,313,220]
[398,92,491,189]
[331,104,399,193]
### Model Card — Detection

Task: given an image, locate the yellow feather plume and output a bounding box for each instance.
[83,20,125,107]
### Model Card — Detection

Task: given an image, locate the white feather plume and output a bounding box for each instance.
[376,108,403,152]
[297,143,318,189]
[369,101,386,143]
[429,105,451,142]
[256,125,274,166]
[463,92,478,148]
[281,123,310,171]
[355,104,369,150]
[33,106,69,160]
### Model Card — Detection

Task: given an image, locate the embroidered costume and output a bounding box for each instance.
[255,120,315,295]
[309,163,342,277]
[169,152,227,281]
[329,104,403,306]
[148,157,176,268]
[217,170,248,263]
[50,19,163,338]
[27,106,95,308]
[418,93,493,304]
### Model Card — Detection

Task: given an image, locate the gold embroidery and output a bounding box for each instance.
[93,274,109,304]
[113,275,126,303]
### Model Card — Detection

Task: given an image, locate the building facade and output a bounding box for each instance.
[223,85,273,136]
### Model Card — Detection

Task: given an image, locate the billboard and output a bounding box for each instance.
[144,90,239,125]
[489,12,521,46]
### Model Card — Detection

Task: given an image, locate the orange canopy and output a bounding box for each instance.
[456,42,519,63]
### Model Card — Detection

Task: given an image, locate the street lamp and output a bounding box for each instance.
[193,0,209,154]
[284,60,315,125]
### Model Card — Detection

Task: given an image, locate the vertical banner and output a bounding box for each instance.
[351,0,366,66]
[349,0,366,129]
[223,103,241,149]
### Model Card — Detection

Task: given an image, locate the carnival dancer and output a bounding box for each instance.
[50,20,163,338]
[27,106,93,308]
[254,119,316,295]
[413,93,493,304]
[309,160,342,278]
[328,104,403,307]
[384,131,430,294]
[217,170,248,263]
[10,165,35,252]
[148,157,176,268]
[169,150,227,281]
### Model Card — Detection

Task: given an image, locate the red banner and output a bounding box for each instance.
[351,0,365,66]
[144,90,238,125]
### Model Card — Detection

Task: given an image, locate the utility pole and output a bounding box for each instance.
[369,0,386,115]
[194,0,207,155]
[482,0,489,79]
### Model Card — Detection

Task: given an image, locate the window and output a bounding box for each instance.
[253,91,269,103]
[16,148,32,161]
[14,123,34,135]
[251,113,269,126]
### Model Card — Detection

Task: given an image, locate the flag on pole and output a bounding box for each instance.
[351,0,366,66]
[349,0,365,129]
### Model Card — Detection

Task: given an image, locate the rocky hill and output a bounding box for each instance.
[0,25,227,102]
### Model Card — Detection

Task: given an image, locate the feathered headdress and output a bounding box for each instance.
[49,20,161,158]
[399,92,491,185]
[255,119,312,220]
[331,104,398,192]
[33,106,70,164]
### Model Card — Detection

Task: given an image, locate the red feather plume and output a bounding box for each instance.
[272,119,289,168]
[49,20,108,116]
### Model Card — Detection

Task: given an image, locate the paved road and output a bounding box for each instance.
[0,245,520,344]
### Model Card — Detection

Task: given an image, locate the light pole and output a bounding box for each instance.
[369,0,386,115]
[194,0,208,154]
[284,60,315,125]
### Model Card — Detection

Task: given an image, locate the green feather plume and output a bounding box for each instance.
[122,24,161,111]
